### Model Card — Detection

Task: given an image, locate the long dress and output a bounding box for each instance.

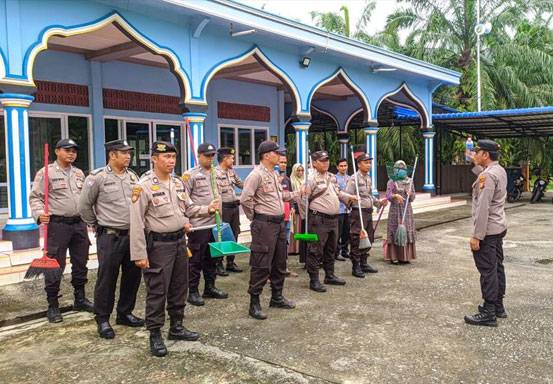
[384,178,417,262]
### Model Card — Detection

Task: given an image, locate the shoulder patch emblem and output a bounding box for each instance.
[151,185,160,191]
[131,186,142,203]
[182,174,190,182]
[479,175,486,189]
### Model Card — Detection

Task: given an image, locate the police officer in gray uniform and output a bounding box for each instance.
[464,139,508,327]
[130,141,219,357]
[79,140,144,339]
[29,138,94,323]
[183,143,228,306]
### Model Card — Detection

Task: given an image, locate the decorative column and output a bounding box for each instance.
[364,125,379,196]
[337,131,349,160]
[0,94,39,250]
[423,130,436,192]
[183,112,206,169]
[292,121,311,169]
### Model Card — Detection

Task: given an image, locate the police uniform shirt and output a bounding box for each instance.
[78,166,138,229]
[129,173,209,261]
[471,161,507,240]
[215,165,243,203]
[306,171,353,215]
[30,161,85,220]
[345,171,380,209]
[182,166,220,227]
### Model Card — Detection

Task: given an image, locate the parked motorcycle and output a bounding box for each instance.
[530,174,550,204]
[507,175,525,203]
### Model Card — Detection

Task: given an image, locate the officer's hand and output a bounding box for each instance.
[350,195,358,202]
[394,194,405,204]
[135,259,150,269]
[208,198,220,213]
[470,237,480,251]
[184,223,193,233]
[381,198,389,207]
[39,214,50,224]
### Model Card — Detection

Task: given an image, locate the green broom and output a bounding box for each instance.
[293,154,318,242]
[394,156,418,247]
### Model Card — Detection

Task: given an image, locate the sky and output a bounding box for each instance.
[235,0,400,35]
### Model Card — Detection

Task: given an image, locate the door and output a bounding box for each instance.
[125,122,151,176]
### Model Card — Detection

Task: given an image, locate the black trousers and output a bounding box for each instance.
[307,213,338,277]
[248,219,287,296]
[220,205,241,264]
[143,237,188,330]
[337,213,350,257]
[45,220,89,299]
[349,208,374,266]
[188,229,217,292]
[94,230,142,322]
[472,231,507,304]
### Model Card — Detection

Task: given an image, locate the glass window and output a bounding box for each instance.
[220,127,235,149]
[68,116,90,173]
[104,119,119,143]
[156,124,182,175]
[29,117,62,179]
[238,128,252,165]
[126,122,150,176]
[254,129,267,165]
[0,116,6,210]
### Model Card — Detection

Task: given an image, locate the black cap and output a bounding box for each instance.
[105,139,133,152]
[258,140,285,155]
[217,147,235,157]
[197,143,217,156]
[151,141,177,155]
[475,139,500,153]
[56,138,79,150]
[356,153,373,163]
[312,150,329,161]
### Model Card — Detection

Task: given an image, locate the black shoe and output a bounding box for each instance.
[269,292,296,309]
[309,280,327,293]
[352,265,365,278]
[390,260,399,265]
[324,274,346,285]
[187,291,205,306]
[342,253,350,259]
[216,262,229,277]
[73,288,94,312]
[47,298,63,323]
[464,303,497,327]
[168,318,200,341]
[361,264,378,273]
[478,303,508,319]
[149,329,168,357]
[226,262,243,273]
[335,255,346,261]
[398,260,411,265]
[203,285,229,299]
[116,313,145,327]
[97,320,115,339]
[249,295,267,320]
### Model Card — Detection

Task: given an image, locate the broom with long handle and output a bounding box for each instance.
[294,152,318,242]
[394,156,418,247]
[25,144,62,280]
[350,146,371,250]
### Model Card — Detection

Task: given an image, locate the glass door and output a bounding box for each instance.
[155,123,183,175]
[125,122,151,176]
[29,117,63,179]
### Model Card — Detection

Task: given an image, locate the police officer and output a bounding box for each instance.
[464,139,508,327]
[29,138,94,323]
[335,158,351,261]
[130,141,219,357]
[183,143,228,306]
[345,153,387,278]
[79,140,143,339]
[215,147,244,275]
[304,151,355,292]
[240,140,299,320]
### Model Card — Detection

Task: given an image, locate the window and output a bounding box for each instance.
[68,116,90,173]
[104,118,119,143]
[29,117,62,178]
[155,124,182,175]
[219,126,268,166]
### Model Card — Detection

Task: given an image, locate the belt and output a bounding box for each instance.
[254,213,284,224]
[50,215,82,224]
[222,201,240,208]
[100,227,129,237]
[352,207,373,213]
[309,210,338,220]
[150,229,185,242]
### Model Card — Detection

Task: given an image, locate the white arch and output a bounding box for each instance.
[201,46,302,116]
[0,51,6,80]
[344,108,363,131]
[311,105,340,130]
[307,68,372,121]
[375,82,430,128]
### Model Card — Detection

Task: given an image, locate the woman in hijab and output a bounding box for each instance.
[289,163,305,262]
[385,160,416,264]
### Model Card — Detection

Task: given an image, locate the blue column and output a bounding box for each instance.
[337,131,349,160]
[292,121,310,170]
[423,130,436,192]
[364,125,379,196]
[183,112,206,169]
[0,94,39,250]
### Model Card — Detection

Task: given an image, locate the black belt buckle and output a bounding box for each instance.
[152,229,184,242]
[105,228,129,237]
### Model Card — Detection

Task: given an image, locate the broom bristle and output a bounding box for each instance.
[394,224,408,247]
[24,256,62,280]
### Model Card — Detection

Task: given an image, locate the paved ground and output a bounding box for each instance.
[0,198,552,384]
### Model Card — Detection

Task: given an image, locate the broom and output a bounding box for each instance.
[293,153,319,242]
[394,156,418,247]
[349,146,371,250]
[24,144,62,280]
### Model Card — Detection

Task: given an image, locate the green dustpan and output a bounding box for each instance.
[294,232,319,242]
[209,241,251,257]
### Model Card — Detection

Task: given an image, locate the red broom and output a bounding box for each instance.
[24,144,62,280]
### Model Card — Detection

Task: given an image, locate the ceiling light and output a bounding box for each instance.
[300,56,311,68]
[231,29,256,37]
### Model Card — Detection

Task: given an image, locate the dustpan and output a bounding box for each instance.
[294,153,319,243]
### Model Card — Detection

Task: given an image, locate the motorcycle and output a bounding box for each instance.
[507,175,525,203]
[530,174,550,204]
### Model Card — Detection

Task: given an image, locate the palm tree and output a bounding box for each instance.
[310,1,376,39]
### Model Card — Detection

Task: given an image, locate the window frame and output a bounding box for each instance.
[217,124,269,168]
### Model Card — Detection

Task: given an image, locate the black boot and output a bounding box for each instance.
[309,275,327,293]
[464,302,497,327]
[216,260,229,277]
[96,318,115,339]
[149,329,168,357]
[187,291,205,306]
[168,317,200,341]
[116,313,145,327]
[479,301,508,319]
[335,254,346,261]
[47,297,63,323]
[226,261,243,273]
[351,262,365,278]
[269,290,296,309]
[203,283,229,299]
[361,263,378,273]
[73,287,94,312]
[249,294,267,320]
[324,274,346,285]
